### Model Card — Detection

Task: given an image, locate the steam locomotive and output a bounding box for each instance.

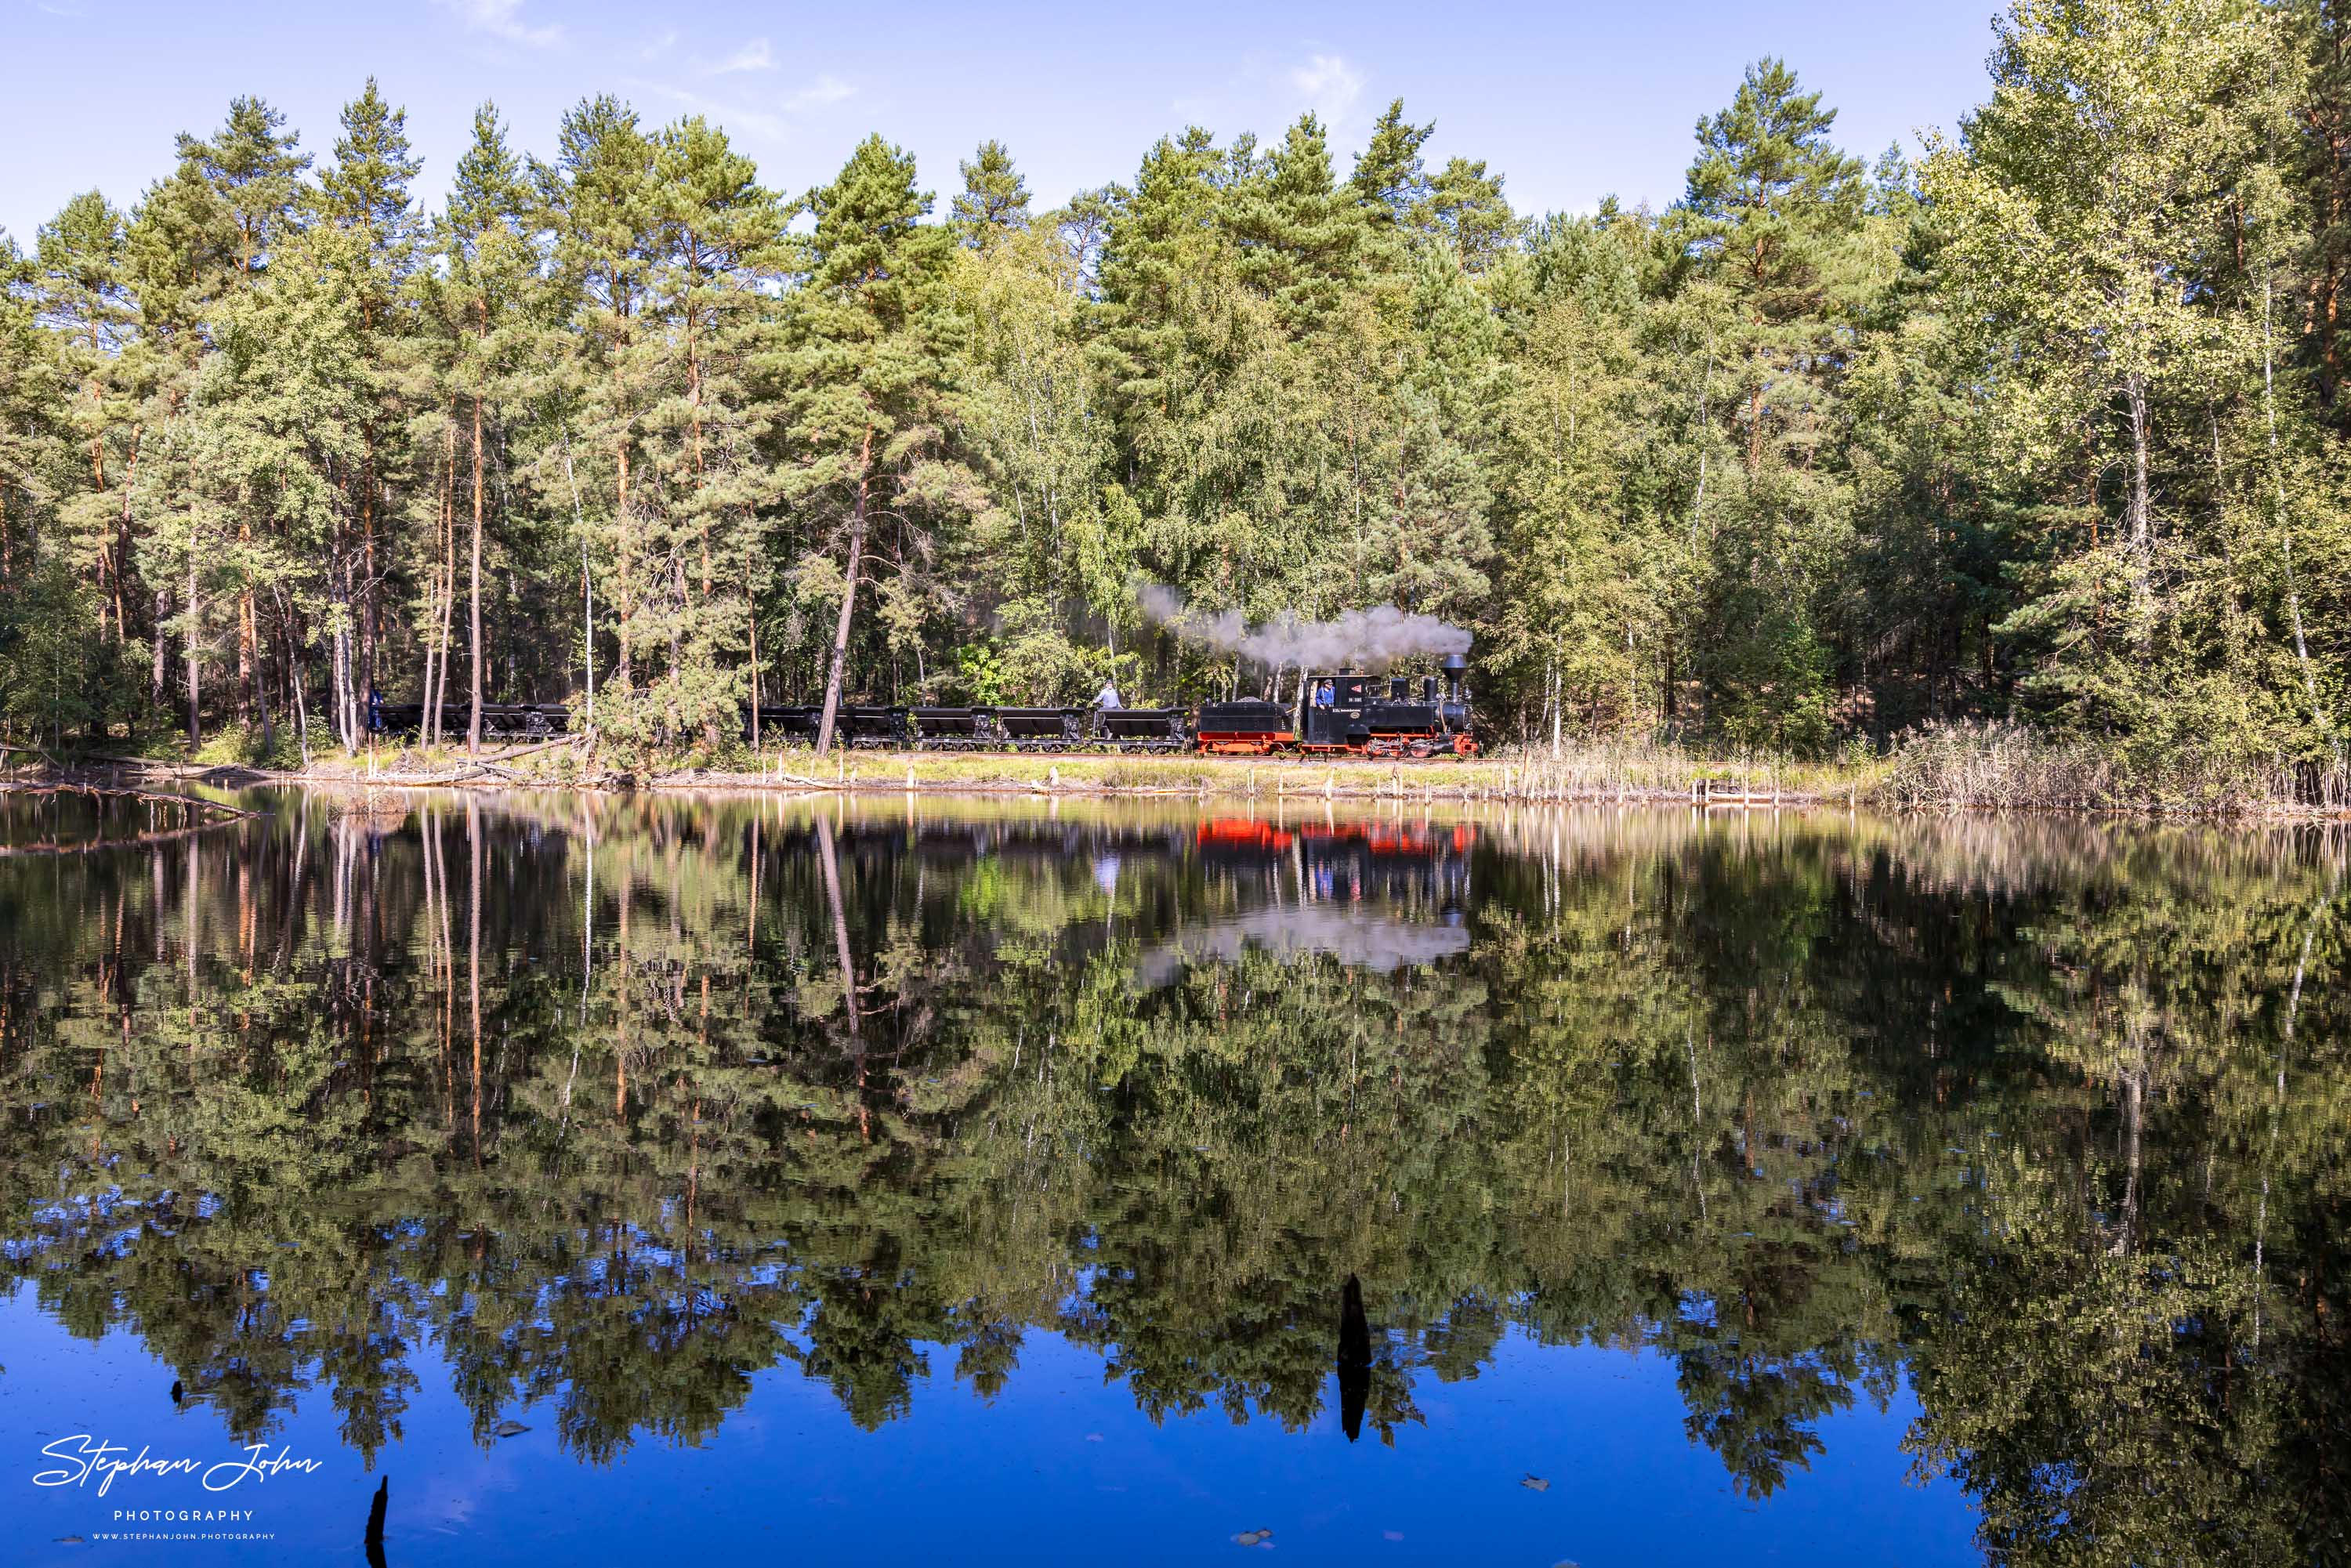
[1195,654,1478,759]
[374,652,1479,759]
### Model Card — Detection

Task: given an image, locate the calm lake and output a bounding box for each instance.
[0,789,2342,1565]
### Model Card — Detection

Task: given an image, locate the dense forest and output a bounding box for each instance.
[6,0,2351,777]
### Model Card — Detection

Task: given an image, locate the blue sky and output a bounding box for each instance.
[3,0,2001,243]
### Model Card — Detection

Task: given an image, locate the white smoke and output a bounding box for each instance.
[1138,586,1469,673]
[1135,906,1471,987]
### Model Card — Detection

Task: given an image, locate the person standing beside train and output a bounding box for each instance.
[1093,679,1123,710]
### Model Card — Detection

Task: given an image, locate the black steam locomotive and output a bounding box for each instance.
[1195,653,1477,759]
[373,653,1478,758]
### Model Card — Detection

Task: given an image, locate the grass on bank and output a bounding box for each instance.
[1878,720,2349,815]
[279,730,1873,802]
[20,717,2345,815]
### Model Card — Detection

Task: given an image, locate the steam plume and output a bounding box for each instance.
[1136,906,1471,987]
[1138,586,1469,672]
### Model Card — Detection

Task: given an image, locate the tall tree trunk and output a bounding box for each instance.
[331,574,353,756]
[237,571,255,728]
[469,389,486,755]
[615,449,632,691]
[814,432,874,757]
[614,338,634,694]
[2265,270,2343,774]
[288,608,313,766]
[360,427,377,721]
[429,418,455,748]
[151,585,169,719]
[505,566,520,704]
[563,444,594,716]
[2125,368,2154,622]
[669,554,686,741]
[114,423,138,627]
[185,552,201,746]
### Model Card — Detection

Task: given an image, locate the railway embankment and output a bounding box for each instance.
[25,722,2350,815]
[31,737,1849,806]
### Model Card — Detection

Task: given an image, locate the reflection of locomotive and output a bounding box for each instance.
[1139,815,1476,981]
[1194,817,1476,914]
[374,653,1478,758]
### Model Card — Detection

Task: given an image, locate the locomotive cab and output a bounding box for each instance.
[1299,657,1477,757]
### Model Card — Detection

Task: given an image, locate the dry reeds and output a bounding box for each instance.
[1879,720,2349,817]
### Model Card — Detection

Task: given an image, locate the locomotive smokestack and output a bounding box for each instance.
[1441,652,1468,703]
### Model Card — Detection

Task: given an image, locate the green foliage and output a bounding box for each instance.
[953,639,1007,704]
[4,32,2351,785]
[0,551,102,743]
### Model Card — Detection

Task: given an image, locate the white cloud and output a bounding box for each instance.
[781,74,855,114]
[711,38,775,74]
[622,67,850,149]
[1288,53,1364,126]
[633,80,787,142]
[433,0,560,49]
[640,30,679,62]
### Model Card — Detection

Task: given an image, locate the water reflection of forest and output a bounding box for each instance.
[1,791,2344,1563]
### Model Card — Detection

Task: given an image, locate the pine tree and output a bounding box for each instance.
[435,102,539,754]
[175,210,379,762]
[770,135,977,754]
[1680,58,1865,476]
[955,206,1118,692]
[1098,127,1226,411]
[121,158,237,743]
[951,140,1031,248]
[0,233,71,628]
[319,78,421,748]
[1223,114,1371,332]
[34,192,140,674]
[176,96,313,737]
[540,96,657,715]
[176,96,310,284]
[1418,158,1524,272]
[1671,60,1868,749]
[1349,100,1434,227]
[636,114,781,747]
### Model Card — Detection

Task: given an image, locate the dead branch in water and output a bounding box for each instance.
[0,820,248,857]
[0,780,260,819]
[0,779,262,856]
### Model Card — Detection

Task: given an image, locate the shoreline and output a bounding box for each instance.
[10,741,1833,808]
[13,743,2351,819]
